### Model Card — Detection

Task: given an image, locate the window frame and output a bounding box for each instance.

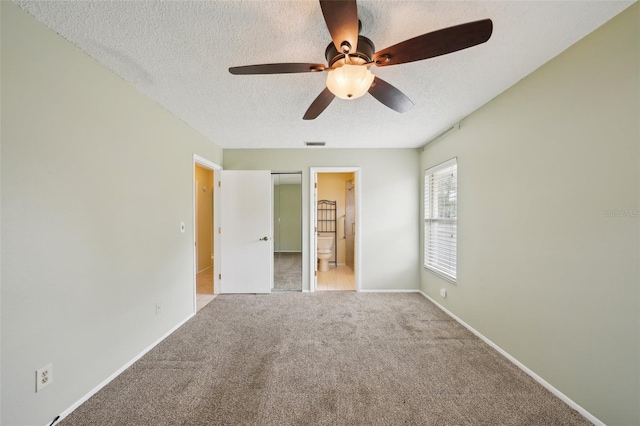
[423,157,458,283]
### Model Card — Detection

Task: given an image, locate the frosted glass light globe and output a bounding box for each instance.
[326,64,375,100]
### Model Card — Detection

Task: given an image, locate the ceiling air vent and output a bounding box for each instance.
[304,142,326,147]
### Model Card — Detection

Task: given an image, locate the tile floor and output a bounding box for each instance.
[316,264,355,291]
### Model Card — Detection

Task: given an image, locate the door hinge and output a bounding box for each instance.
[314,182,317,189]
[314,226,317,232]
[219,274,221,280]
[218,227,221,234]
[314,271,317,276]
[218,181,221,187]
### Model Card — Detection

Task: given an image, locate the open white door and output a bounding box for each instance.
[220,170,272,293]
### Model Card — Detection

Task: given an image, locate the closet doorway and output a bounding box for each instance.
[272,173,302,291]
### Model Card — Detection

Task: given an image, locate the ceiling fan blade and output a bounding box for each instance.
[229,63,325,75]
[303,88,335,120]
[368,77,414,113]
[320,0,359,53]
[373,19,493,67]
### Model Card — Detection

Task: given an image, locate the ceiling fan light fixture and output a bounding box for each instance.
[325,64,374,100]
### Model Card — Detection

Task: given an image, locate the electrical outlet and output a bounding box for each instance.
[440,288,447,298]
[155,302,161,315]
[36,363,53,392]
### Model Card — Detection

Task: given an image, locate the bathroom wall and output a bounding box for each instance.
[224,149,420,292]
[1,3,223,425]
[195,165,214,272]
[419,4,639,425]
[317,173,354,264]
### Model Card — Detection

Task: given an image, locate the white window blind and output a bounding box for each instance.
[424,158,457,282]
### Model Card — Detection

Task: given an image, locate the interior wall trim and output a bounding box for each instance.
[419,291,604,426]
[50,313,195,426]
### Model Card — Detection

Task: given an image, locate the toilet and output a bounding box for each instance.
[317,235,334,272]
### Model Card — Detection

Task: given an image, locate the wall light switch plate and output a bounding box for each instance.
[440,288,447,298]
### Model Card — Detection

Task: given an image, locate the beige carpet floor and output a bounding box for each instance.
[60,292,591,425]
[273,252,302,291]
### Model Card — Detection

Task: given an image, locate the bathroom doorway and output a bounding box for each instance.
[310,168,360,292]
[193,156,221,312]
[272,173,302,291]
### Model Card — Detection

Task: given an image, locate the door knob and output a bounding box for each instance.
[260,236,269,241]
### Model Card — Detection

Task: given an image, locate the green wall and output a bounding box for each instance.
[1,3,223,424]
[420,4,639,425]
[224,149,420,292]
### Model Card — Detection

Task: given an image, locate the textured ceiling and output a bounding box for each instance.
[14,1,633,149]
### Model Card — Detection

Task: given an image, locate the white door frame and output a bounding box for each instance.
[193,154,222,313]
[309,167,361,292]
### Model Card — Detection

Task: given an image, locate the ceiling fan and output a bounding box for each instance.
[229,0,493,120]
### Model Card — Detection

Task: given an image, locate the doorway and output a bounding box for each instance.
[272,173,302,291]
[310,167,361,292]
[193,155,221,312]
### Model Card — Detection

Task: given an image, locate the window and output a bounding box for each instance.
[424,158,457,282]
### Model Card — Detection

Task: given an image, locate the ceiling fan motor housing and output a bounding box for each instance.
[325,35,375,67]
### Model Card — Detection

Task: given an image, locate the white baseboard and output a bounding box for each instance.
[51,313,195,426]
[274,250,302,253]
[418,291,604,426]
[358,289,421,293]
